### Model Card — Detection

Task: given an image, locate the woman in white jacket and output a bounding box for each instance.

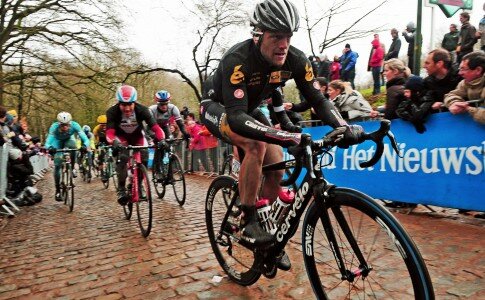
[328,80,379,122]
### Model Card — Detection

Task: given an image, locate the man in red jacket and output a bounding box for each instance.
[369,34,385,95]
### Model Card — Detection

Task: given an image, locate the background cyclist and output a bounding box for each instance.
[106,85,165,205]
[200,0,364,269]
[148,90,191,180]
[93,115,108,180]
[45,112,91,201]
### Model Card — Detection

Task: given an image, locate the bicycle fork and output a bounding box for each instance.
[314,183,372,282]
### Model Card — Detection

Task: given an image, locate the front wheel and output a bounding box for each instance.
[152,156,166,199]
[136,164,153,237]
[170,154,186,206]
[65,166,74,212]
[205,176,261,286]
[302,187,434,299]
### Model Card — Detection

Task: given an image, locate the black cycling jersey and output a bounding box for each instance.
[106,103,159,139]
[203,39,346,147]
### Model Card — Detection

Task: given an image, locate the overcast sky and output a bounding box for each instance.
[121,0,484,86]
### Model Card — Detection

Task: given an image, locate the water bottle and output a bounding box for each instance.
[270,188,295,226]
[256,198,277,234]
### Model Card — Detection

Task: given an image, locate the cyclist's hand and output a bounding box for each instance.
[112,140,121,155]
[336,125,365,149]
[282,122,302,133]
[48,147,56,156]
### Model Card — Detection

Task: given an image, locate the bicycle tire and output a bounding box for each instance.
[136,164,153,237]
[170,154,186,206]
[66,167,74,212]
[302,187,434,299]
[123,202,133,220]
[110,159,118,190]
[205,176,261,286]
[220,154,233,175]
[102,165,109,189]
[86,158,92,183]
[61,165,68,203]
[152,154,166,199]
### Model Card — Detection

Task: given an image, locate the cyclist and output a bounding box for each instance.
[106,85,165,205]
[93,115,108,179]
[148,90,191,181]
[200,0,364,270]
[45,112,91,201]
[149,90,191,140]
[77,125,96,172]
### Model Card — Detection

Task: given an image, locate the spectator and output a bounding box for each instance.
[444,51,485,118]
[327,79,379,122]
[478,6,485,51]
[169,123,182,139]
[7,148,35,203]
[382,58,411,120]
[402,22,417,73]
[330,55,341,80]
[7,110,22,135]
[317,54,331,79]
[340,43,359,89]
[369,35,385,95]
[396,75,427,133]
[180,106,190,120]
[456,12,477,65]
[441,23,460,62]
[421,48,462,111]
[385,28,401,60]
[284,77,327,127]
[309,55,320,77]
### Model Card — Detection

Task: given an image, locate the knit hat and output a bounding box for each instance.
[345,43,351,49]
[7,110,17,118]
[404,75,424,92]
[9,148,22,160]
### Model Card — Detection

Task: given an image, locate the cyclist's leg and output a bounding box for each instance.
[201,99,274,247]
[115,135,130,204]
[52,140,63,200]
[65,137,78,177]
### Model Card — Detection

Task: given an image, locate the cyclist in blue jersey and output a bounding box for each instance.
[45,112,92,201]
[200,0,365,270]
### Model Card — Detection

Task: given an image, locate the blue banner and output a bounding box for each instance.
[300,112,484,211]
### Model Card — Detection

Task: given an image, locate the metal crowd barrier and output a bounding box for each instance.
[0,146,50,217]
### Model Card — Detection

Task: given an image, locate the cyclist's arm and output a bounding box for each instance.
[137,104,164,141]
[271,88,298,129]
[44,123,58,149]
[171,106,189,136]
[105,105,117,144]
[73,121,90,148]
[294,56,347,128]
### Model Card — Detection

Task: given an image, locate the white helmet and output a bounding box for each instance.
[57,111,72,124]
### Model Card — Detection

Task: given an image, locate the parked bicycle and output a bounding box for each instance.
[119,145,154,237]
[151,138,186,206]
[97,145,118,190]
[205,120,434,299]
[56,148,78,212]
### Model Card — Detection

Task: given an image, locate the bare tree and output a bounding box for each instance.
[300,0,389,57]
[124,0,248,101]
[0,0,124,111]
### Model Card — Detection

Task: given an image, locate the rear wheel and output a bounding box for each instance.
[102,164,109,189]
[303,188,434,299]
[61,166,68,203]
[170,154,186,206]
[136,164,153,237]
[205,176,260,286]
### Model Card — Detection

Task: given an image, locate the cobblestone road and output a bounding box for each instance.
[0,171,484,299]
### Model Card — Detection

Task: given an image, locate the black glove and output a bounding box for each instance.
[282,123,302,133]
[48,147,56,156]
[158,140,168,149]
[80,146,87,154]
[112,140,121,156]
[337,125,365,149]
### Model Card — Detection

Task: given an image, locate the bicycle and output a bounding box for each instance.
[220,153,234,176]
[97,145,118,190]
[151,138,186,206]
[55,148,78,212]
[118,145,154,237]
[79,150,93,183]
[205,120,434,299]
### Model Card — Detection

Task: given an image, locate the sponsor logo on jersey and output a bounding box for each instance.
[204,112,218,125]
[234,89,244,99]
[230,65,245,84]
[269,71,292,83]
[305,63,314,81]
